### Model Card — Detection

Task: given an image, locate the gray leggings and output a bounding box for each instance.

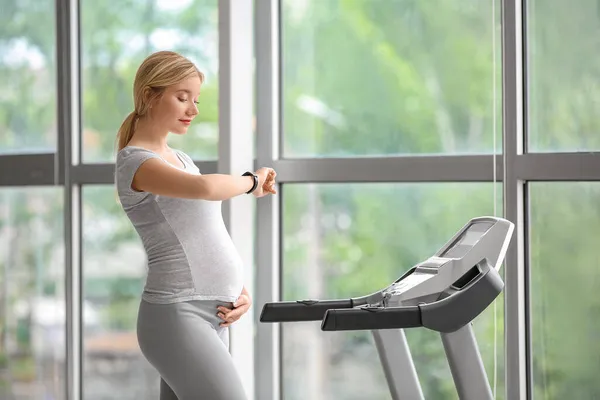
[137,299,248,400]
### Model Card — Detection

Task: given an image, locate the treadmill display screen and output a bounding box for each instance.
[440,221,494,258]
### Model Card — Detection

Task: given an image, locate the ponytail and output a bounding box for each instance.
[116,111,138,151]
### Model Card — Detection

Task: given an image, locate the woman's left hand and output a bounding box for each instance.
[263,170,277,195]
[217,294,252,327]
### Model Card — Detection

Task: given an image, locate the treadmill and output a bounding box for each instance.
[260,216,514,400]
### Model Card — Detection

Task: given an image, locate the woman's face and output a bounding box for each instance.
[151,74,201,135]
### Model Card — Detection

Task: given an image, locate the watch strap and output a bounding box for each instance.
[242,171,258,194]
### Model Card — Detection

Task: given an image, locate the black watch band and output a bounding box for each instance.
[242,171,258,194]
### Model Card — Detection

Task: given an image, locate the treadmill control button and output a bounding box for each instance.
[363,306,385,312]
[297,299,319,305]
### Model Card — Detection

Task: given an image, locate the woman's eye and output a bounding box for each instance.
[178,98,187,102]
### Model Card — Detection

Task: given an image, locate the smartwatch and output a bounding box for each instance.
[242,171,258,194]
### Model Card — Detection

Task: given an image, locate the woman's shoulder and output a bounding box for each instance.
[115,146,162,174]
[118,145,157,156]
[117,145,158,161]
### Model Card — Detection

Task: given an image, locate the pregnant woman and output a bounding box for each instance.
[115,50,276,399]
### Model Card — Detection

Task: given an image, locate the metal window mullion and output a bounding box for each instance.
[270,155,504,183]
[67,184,82,400]
[515,153,600,180]
[255,1,281,400]
[520,0,533,398]
[502,0,527,398]
[56,0,82,398]
[218,1,256,398]
[0,154,56,186]
[58,153,600,186]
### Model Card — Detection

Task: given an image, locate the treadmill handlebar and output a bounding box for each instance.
[420,264,503,332]
[322,265,503,333]
[259,264,504,332]
[321,305,422,331]
[260,299,354,322]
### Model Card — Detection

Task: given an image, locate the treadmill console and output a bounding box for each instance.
[439,221,495,259]
[383,272,433,298]
[376,218,511,306]
[260,216,514,329]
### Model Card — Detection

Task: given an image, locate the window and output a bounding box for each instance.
[80,0,219,163]
[526,1,600,152]
[281,183,503,399]
[82,186,158,399]
[529,182,600,398]
[0,1,57,154]
[0,188,64,399]
[281,0,502,158]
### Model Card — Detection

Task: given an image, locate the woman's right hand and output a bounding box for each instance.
[253,167,277,198]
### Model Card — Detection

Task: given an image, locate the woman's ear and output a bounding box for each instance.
[142,86,155,104]
[142,86,163,113]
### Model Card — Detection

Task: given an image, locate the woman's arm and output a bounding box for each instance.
[132,158,274,201]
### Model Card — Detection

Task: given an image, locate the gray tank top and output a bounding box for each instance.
[115,145,244,304]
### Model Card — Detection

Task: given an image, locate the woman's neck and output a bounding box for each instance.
[129,118,169,151]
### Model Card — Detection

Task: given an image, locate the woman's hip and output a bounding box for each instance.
[137,299,232,349]
[135,299,246,400]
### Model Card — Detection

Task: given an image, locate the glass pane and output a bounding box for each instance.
[526,1,600,152]
[0,1,57,154]
[82,186,158,399]
[0,188,64,399]
[529,182,600,398]
[282,183,504,400]
[281,0,502,158]
[80,0,219,163]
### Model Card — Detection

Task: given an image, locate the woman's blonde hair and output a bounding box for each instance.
[116,51,205,151]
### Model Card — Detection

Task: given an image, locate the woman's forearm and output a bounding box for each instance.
[197,174,255,201]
